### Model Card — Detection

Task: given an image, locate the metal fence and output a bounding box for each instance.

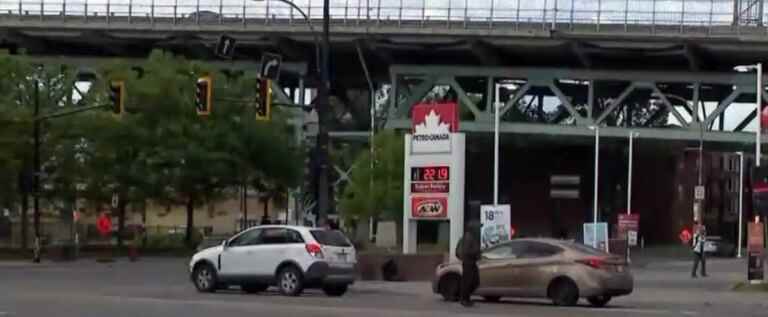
[0,0,759,29]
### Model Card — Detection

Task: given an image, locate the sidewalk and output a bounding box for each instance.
[351,281,433,298]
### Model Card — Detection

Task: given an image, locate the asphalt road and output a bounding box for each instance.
[1,257,766,317]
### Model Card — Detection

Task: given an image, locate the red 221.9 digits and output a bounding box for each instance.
[412,166,450,182]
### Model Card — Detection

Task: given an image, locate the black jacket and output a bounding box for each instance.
[457,232,481,262]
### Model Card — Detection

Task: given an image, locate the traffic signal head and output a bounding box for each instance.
[108,80,125,115]
[255,78,271,121]
[195,76,213,116]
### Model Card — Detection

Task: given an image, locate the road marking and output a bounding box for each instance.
[557,307,699,316]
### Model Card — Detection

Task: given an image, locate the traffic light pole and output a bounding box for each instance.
[30,97,112,263]
[33,80,41,263]
[315,0,332,228]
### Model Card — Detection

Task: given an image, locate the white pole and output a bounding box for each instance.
[627,131,635,261]
[593,126,600,249]
[494,84,501,206]
[758,63,762,167]
[627,131,635,216]
[738,152,744,258]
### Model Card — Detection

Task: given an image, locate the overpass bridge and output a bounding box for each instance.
[1,0,768,147]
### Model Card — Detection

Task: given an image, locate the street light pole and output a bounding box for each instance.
[734,63,763,167]
[757,63,762,167]
[252,0,327,226]
[737,151,744,258]
[493,84,501,206]
[590,125,600,249]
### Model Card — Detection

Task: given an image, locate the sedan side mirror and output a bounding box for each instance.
[221,239,228,249]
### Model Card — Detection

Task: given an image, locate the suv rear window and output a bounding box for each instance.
[310,230,352,247]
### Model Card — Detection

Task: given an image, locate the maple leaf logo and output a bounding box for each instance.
[414,110,450,135]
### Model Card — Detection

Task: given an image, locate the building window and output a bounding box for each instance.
[730,197,740,216]
[726,177,735,193]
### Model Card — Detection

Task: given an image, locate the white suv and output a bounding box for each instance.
[189,225,357,297]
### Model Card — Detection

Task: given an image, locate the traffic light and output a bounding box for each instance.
[195,76,213,116]
[108,80,125,115]
[255,78,271,121]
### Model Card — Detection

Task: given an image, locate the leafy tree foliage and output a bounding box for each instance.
[338,130,404,224]
[0,51,300,247]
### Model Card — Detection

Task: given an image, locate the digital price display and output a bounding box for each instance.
[411,166,450,182]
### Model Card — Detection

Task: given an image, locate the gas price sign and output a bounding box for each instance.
[411,166,450,193]
[411,166,450,182]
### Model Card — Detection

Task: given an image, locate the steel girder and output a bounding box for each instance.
[386,65,766,145]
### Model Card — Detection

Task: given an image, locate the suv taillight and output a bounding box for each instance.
[576,258,605,270]
[306,243,324,259]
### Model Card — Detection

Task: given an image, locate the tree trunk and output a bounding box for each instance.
[116,196,127,249]
[262,196,269,223]
[20,189,28,251]
[185,196,195,248]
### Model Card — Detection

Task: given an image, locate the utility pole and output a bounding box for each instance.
[33,79,41,263]
[315,0,331,227]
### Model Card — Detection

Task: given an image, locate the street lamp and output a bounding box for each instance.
[588,125,600,249]
[253,0,332,227]
[734,63,762,167]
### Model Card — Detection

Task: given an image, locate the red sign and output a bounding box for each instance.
[679,228,692,244]
[97,214,112,237]
[411,102,459,133]
[617,214,640,237]
[748,222,765,251]
[411,182,450,193]
[411,196,448,219]
[761,106,768,132]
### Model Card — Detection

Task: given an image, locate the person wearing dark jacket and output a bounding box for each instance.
[458,221,481,307]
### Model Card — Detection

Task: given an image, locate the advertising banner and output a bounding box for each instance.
[583,222,609,252]
[480,205,511,249]
[411,196,448,219]
[618,214,640,246]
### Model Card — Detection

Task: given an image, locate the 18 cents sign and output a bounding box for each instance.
[480,205,511,249]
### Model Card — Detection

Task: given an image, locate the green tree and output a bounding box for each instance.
[338,130,404,224]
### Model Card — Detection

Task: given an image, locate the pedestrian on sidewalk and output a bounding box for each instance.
[691,222,708,278]
[457,221,481,307]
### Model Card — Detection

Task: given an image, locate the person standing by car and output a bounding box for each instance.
[691,223,708,278]
[457,221,481,307]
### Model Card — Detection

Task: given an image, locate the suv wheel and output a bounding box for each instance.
[193,263,218,293]
[322,284,348,297]
[277,266,304,296]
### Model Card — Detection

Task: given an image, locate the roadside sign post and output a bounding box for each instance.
[618,214,640,262]
[97,213,113,262]
[747,218,765,284]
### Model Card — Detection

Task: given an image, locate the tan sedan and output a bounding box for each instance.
[433,238,633,307]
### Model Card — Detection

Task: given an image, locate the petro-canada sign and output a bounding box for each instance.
[411,102,459,153]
